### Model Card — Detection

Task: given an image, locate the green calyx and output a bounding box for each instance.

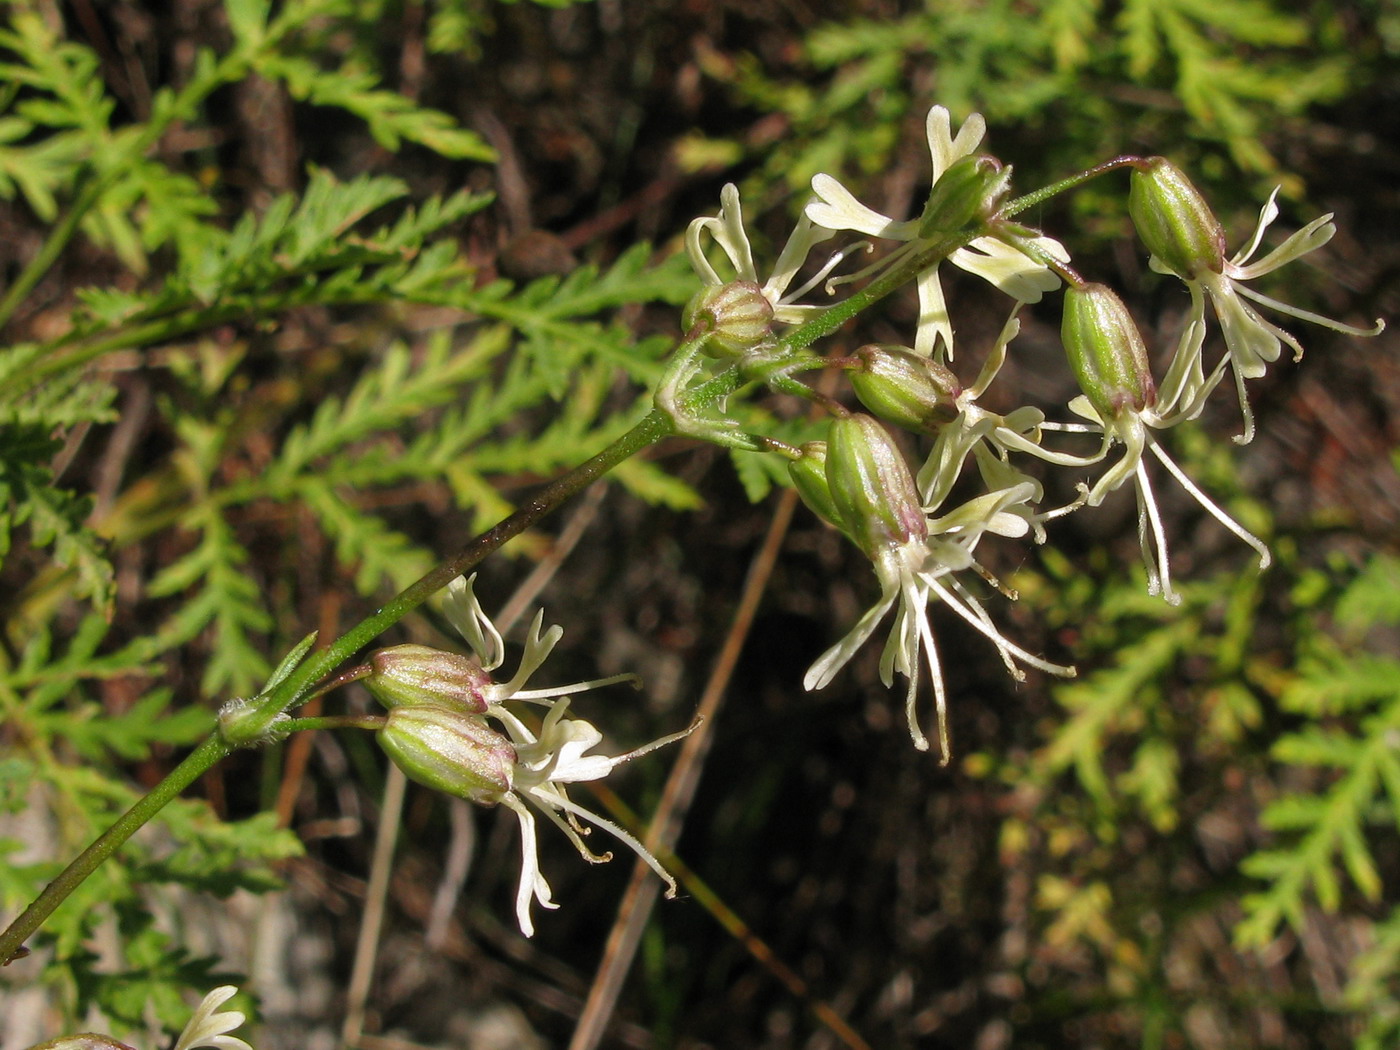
[682,280,775,357]
[847,344,963,434]
[366,643,493,713]
[1061,282,1157,421]
[377,705,515,804]
[1128,157,1226,279]
[825,414,928,557]
[787,441,852,540]
[918,155,1012,237]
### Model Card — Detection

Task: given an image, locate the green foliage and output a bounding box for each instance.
[0,0,698,1033]
[978,524,1400,1040]
[1,0,1389,1043]
[688,0,1364,212]
[1236,553,1400,943]
[0,423,114,613]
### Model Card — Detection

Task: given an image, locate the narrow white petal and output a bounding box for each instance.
[444,574,505,670]
[806,174,914,238]
[763,213,837,303]
[502,793,555,937]
[494,611,564,699]
[1205,276,1284,379]
[1146,437,1272,570]
[1230,212,1334,279]
[804,586,898,690]
[717,183,760,282]
[685,215,724,285]
[1229,187,1282,268]
[967,312,1019,396]
[926,576,1075,677]
[530,788,679,898]
[925,105,986,179]
[1234,282,1384,339]
[913,599,943,756]
[914,265,953,358]
[1133,459,1181,605]
[951,238,1061,303]
[173,988,253,1050]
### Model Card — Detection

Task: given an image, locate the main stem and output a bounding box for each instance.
[0,225,977,966]
[0,735,229,965]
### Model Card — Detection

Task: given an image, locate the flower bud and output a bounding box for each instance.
[787,441,850,537]
[366,643,492,713]
[378,705,515,804]
[1128,157,1227,279]
[918,155,1012,237]
[682,280,774,357]
[825,414,928,557]
[846,344,962,434]
[1061,282,1157,421]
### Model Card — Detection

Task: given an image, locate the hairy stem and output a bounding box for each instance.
[1001,156,1142,218]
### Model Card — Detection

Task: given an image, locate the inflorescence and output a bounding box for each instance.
[348,105,1384,935]
[662,104,1383,762]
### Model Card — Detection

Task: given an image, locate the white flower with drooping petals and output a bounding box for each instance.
[484,699,694,937]
[686,183,843,325]
[799,415,1073,759]
[1130,157,1385,444]
[376,576,691,938]
[805,106,1070,357]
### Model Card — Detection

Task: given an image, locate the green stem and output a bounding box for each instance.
[0,735,230,965]
[1001,156,1142,218]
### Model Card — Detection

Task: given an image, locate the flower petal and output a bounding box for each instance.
[806,174,915,238]
[950,237,1062,302]
[925,105,986,181]
[1230,212,1335,280]
[172,987,252,1050]
[443,574,505,671]
[502,793,557,937]
[913,265,952,358]
[1228,186,1282,269]
[804,584,898,690]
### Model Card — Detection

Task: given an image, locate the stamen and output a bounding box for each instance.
[784,240,872,302]
[1133,460,1180,605]
[1146,438,1272,570]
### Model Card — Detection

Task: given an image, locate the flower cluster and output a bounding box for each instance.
[676,104,1383,756]
[367,575,691,937]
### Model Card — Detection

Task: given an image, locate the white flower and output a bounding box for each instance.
[442,573,635,706]
[172,987,252,1050]
[1048,283,1270,604]
[1131,159,1385,444]
[483,700,694,937]
[805,106,1069,357]
[686,183,841,325]
[384,578,692,938]
[805,431,1074,758]
[1177,193,1383,443]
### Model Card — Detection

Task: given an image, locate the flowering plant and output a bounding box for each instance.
[2,80,1384,1049]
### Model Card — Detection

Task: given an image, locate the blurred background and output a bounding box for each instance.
[1,1,1399,1048]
